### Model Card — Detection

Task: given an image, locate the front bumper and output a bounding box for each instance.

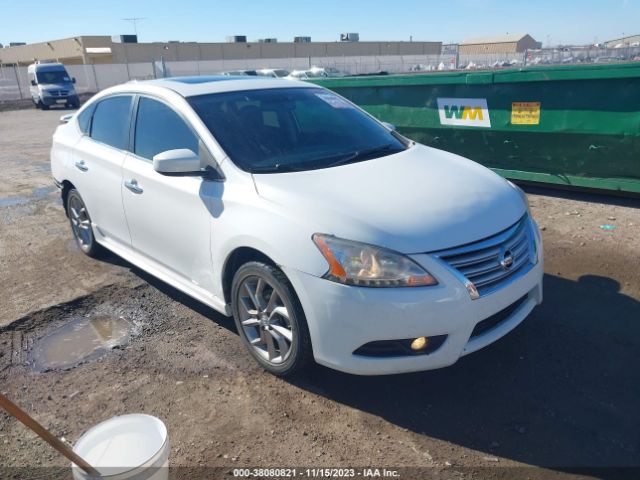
[284,224,544,375]
[42,94,79,106]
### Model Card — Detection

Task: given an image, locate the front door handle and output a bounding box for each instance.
[74,160,88,172]
[124,179,143,194]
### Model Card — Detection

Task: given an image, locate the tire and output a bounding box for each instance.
[66,189,102,258]
[231,261,313,377]
[41,102,49,111]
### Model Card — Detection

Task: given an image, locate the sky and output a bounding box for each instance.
[1,0,639,47]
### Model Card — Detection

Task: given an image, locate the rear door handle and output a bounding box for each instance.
[74,160,88,172]
[124,179,143,194]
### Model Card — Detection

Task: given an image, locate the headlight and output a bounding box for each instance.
[312,234,438,287]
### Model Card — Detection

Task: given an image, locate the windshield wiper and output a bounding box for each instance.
[251,163,312,173]
[250,144,399,173]
[326,143,396,168]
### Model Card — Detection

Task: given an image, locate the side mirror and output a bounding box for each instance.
[30,80,36,86]
[72,77,76,84]
[152,149,201,174]
[382,122,396,131]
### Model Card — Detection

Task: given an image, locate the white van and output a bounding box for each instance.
[27,62,79,110]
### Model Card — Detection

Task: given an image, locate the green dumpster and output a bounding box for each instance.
[312,63,640,194]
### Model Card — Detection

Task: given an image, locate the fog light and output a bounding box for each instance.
[410,336,429,351]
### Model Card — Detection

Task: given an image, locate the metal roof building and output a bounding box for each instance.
[604,34,640,48]
[459,34,541,54]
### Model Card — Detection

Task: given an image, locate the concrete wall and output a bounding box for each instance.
[0,53,447,101]
[111,41,442,62]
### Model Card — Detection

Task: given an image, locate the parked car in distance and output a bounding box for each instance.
[309,66,345,77]
[51,76,543,376]
[287,66,346,80]
[256,68,290,78]
[28,62,80,110]
[221,70,258,76]
[286,69,325,80]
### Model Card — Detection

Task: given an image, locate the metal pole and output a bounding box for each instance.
[13,65,24,99]
[92,63,99,91]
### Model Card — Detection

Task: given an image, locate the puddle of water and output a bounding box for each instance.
[0,195,29,207]
[31,315,135,371]
[32,185,56,199]
[0,185,56,207]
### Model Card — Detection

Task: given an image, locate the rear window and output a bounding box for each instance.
[90,96,133,150]
[76,105,94,134]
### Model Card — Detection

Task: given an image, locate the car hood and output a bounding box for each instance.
[41,83,74,91]
[252,144,526,253]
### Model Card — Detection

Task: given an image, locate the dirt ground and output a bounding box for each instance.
[1,109,639,479]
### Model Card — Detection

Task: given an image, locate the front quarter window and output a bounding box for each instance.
[133,97,199,160]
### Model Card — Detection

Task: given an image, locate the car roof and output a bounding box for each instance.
[115,75,318,98]
[29,62,66,71]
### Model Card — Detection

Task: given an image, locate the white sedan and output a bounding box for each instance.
[51,76,543,376]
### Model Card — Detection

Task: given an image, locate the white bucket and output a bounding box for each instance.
[72,414,170,480]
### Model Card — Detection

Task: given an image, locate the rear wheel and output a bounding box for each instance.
[66,189,102,258]
[231,262,312,376]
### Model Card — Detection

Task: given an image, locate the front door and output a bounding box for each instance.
[121,96,217,295]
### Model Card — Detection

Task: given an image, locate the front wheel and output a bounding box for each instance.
[66,189,102,258]
[231,262,313,376]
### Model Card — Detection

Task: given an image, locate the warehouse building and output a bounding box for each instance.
[459,34,541,54]
[604,34,640,48]
[0,35,442,66]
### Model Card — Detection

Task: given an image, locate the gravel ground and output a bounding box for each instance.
[0,109,639,479]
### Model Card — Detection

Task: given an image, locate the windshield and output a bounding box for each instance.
[188,88,407,173]
[36,70,71,84]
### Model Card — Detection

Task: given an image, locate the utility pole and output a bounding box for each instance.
[123,17,147,38]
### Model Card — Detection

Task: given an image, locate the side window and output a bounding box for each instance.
[134,97,199,160]
[90,96,133,150]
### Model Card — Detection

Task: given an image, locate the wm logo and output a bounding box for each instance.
[444,105,484,121]
[437,98,491,128]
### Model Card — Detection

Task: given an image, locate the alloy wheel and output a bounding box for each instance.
[68,194,93,250]
[236,275,294,365]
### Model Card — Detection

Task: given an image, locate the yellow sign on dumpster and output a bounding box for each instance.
[511,102,541,125]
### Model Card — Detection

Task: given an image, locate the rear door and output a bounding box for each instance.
[121,95,217,294]
[70,95,133,248]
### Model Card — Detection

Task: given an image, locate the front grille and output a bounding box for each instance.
[49,90,68,97]
[434,215,535,297]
